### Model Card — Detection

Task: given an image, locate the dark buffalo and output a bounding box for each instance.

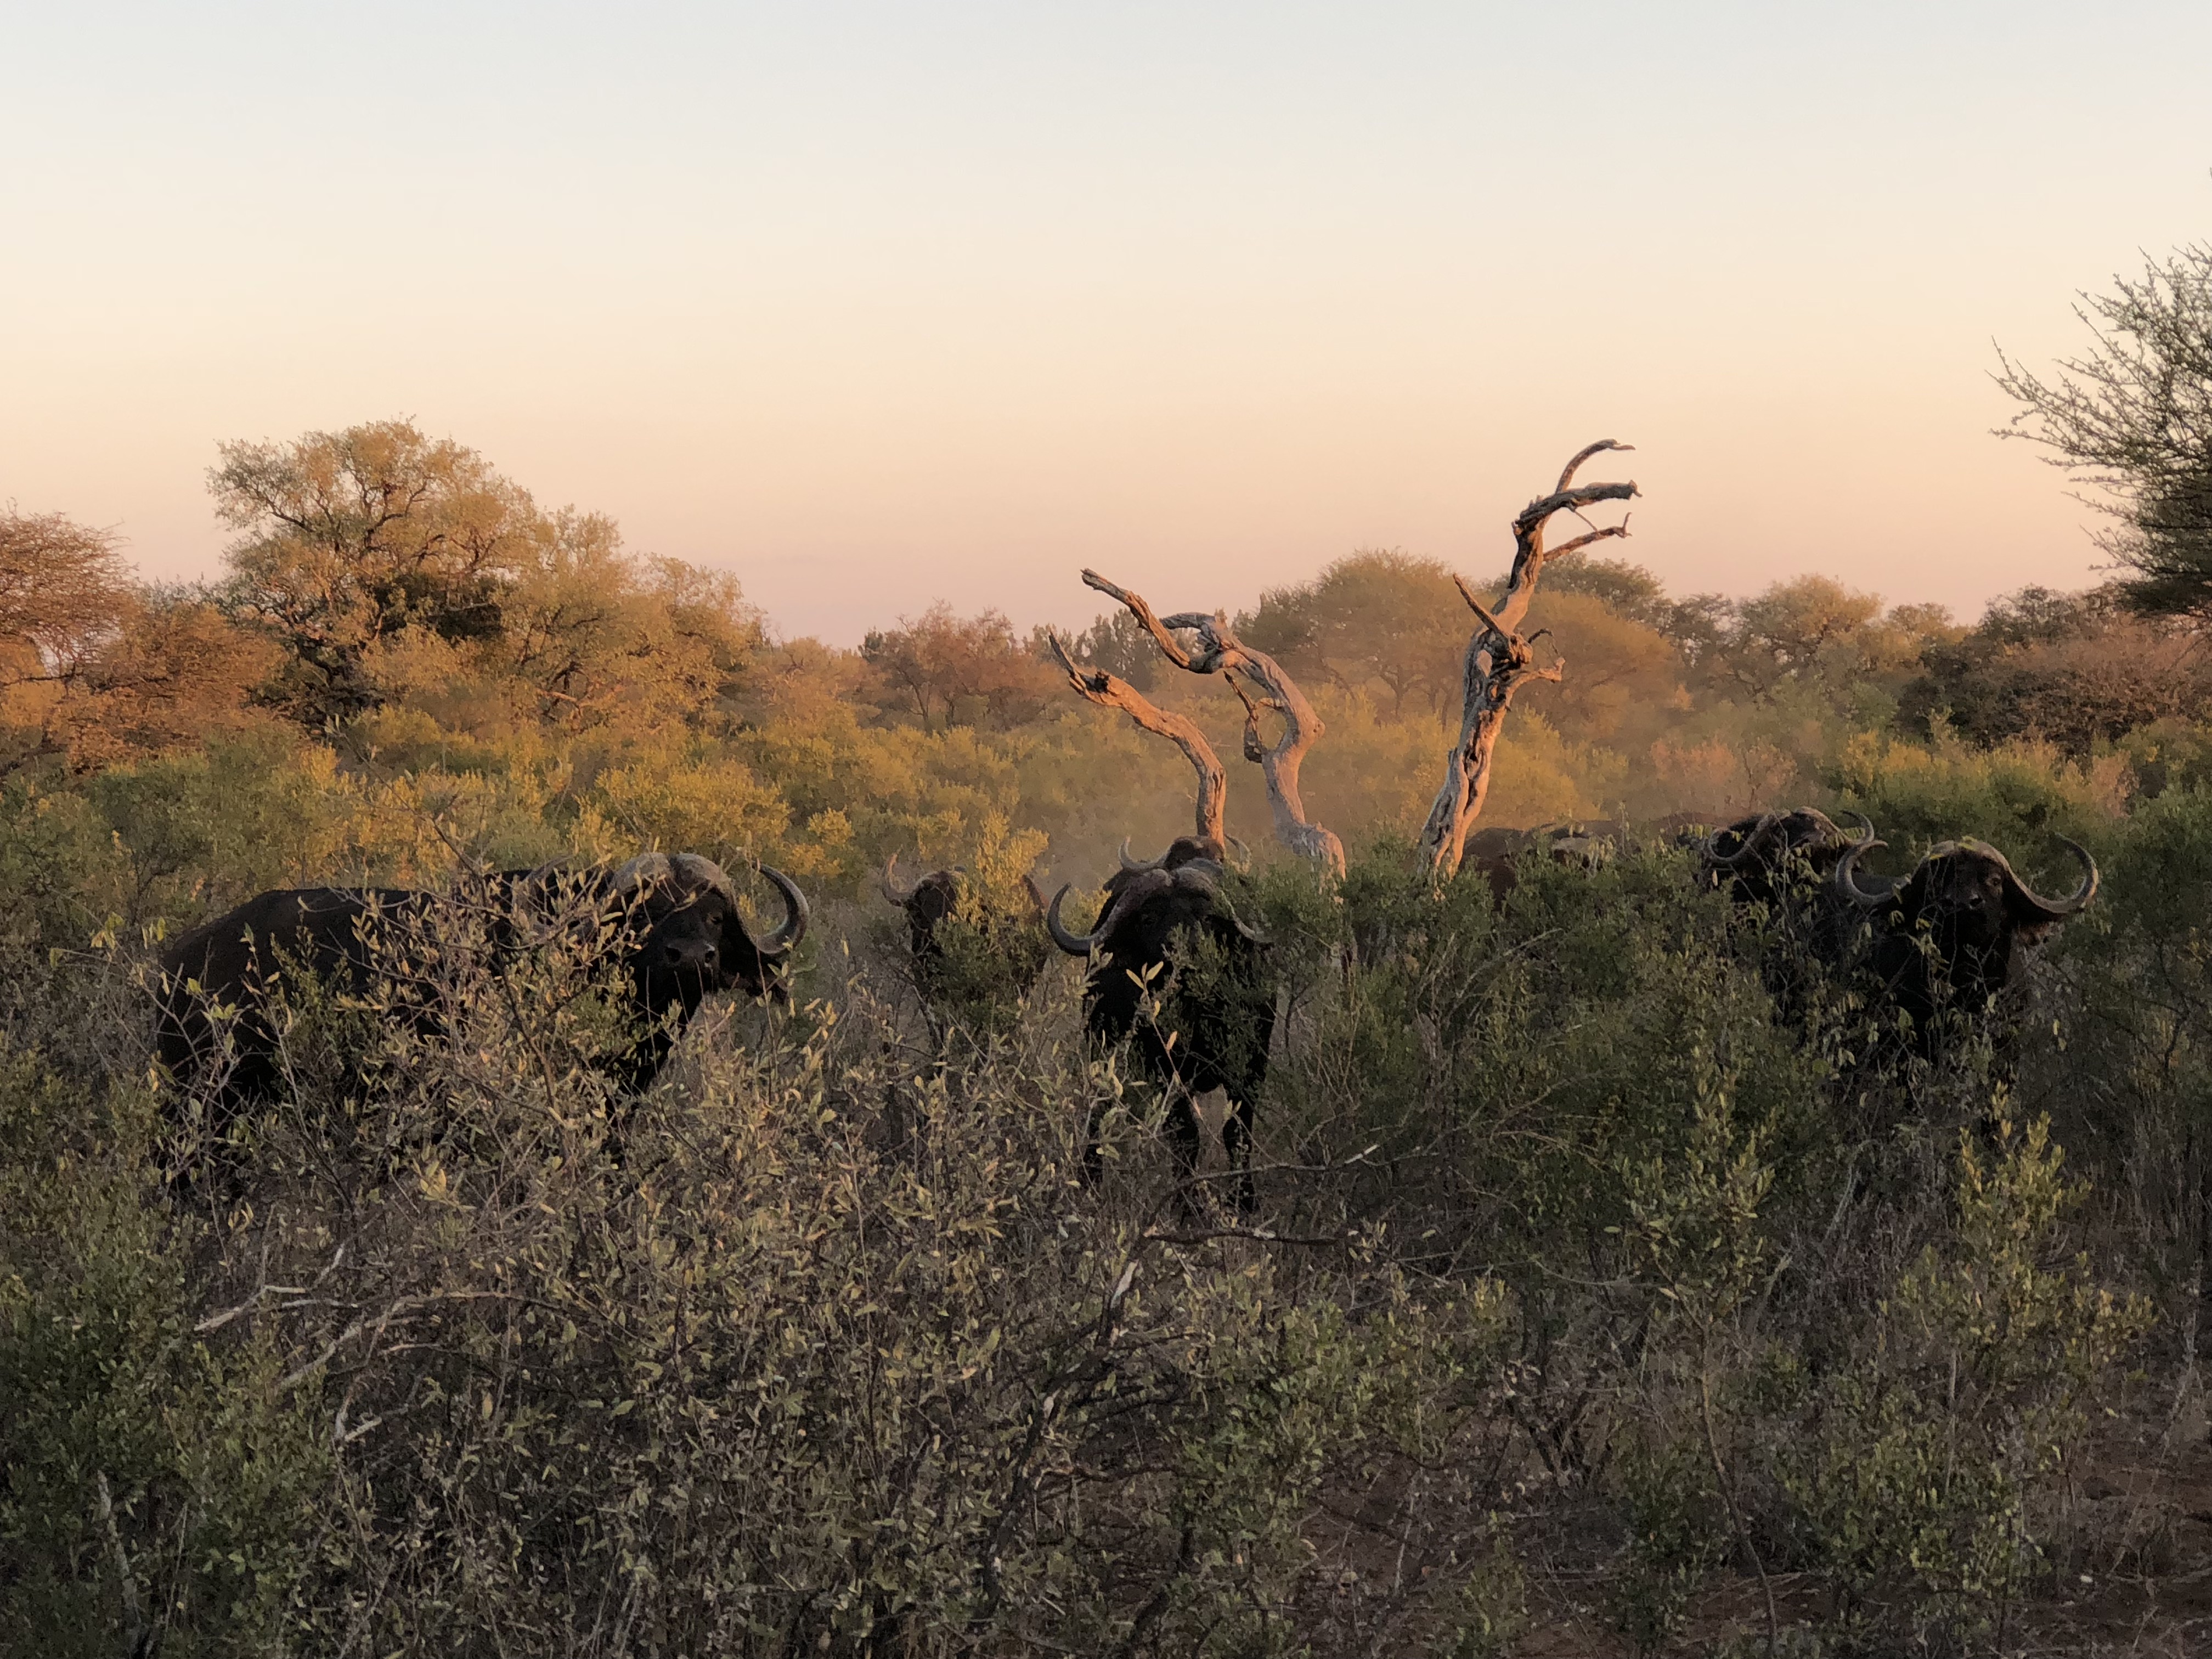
[1466,813,1723,900]
[157,852,808,1138]
[1046,842,1274,1211]
[1107,833,1247,886]
[1698,808,1881,1026]
[878,855,1049,1010]
[1832,833,2097,1060]
[1700,809,1870,908]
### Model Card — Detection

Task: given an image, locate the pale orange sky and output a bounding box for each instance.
[4,4,2209,642]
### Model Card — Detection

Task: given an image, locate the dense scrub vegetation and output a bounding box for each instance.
[5,417,2212,1655]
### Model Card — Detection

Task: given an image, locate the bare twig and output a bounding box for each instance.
[1141,1224,1345,1246]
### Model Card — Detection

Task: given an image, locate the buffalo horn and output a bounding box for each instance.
[1974,836,2100,918]
[1832,837,1899,907]
[879,853,923,907]
[1020,873,1046,915]
[612,850,674,894]
[754,865,810,956]
[1226,836,1252,873]
[1118,837,1166,874]
[1702,812,1781,868]
[1045,884,1098,955]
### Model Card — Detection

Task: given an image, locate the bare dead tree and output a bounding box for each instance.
[1080,571,1345,876]
[1420,442,1640,877]
[1046,629,1228,846]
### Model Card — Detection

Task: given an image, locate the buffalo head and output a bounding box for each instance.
[1702,808,1874,907]
[1832,833,2096,1053]
[612,851,808,1017]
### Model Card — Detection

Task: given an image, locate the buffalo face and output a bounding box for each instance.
[1834,834,2096,1055]
[616,852,808,1020]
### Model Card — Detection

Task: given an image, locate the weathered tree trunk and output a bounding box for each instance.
[1047,629,1228,846]
[1420,442,1640,877]
[1081,571,1345,876]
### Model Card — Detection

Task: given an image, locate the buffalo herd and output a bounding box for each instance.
[1696,807,2096,1062]
[154,804,2097,1206]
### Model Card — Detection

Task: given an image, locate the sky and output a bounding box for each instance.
[3,3,2209,644]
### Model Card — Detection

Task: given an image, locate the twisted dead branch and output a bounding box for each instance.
[1046,630,1227,845]
[1081,571,1345,876]
[1420,441,1640,876]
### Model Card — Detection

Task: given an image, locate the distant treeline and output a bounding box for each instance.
[4,417,2208,919]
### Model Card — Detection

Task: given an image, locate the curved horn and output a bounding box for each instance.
[754,865,810,956]
[1838,809,1877,849]
[1020,873,1047,915]
[1984,836,2100,919]
[1702,812,1781,869]
[1225,835,1252,873]
[1224,904,1271,946]
[1832,837,1898,908]
[1118,837,1166,874]
[878,853,923,907]
[1045,884,1098,955]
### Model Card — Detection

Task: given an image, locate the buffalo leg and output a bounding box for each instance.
[1081,1087,1203,1209]
[1222,1092,1256,1215]
[1081,1096,1109,1184]
[1164,1086,1204,1190]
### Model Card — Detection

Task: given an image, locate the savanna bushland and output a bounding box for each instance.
[8,251,2212,1657]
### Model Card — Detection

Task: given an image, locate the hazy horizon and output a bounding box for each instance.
[6,2,2210,644]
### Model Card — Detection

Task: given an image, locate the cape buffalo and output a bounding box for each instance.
[878,855,1049,1013]
[1466,814,1722,900]
[156,853,808,1142]
[1046,840,1273,1211]
[1700,808,1872,908]
[1697,808,1883,1027]
[1832,833,2097,1060]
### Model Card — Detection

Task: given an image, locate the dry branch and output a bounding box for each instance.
[1081,571,1345,876]
[1047,630,1227,845]
[1419,442,1640,876]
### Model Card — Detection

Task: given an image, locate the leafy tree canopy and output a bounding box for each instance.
[1999,244,2212,620]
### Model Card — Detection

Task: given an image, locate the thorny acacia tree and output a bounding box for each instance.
[862,603,1057,731]
[1998,244,2212,620]
[0,509,274,776]
[213,421,762,735]
[212,420,540,723]
[1079,569,1345,875]
[0,509,132,676]
[1238,551,1474,718]
[1420,441,1640,876]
